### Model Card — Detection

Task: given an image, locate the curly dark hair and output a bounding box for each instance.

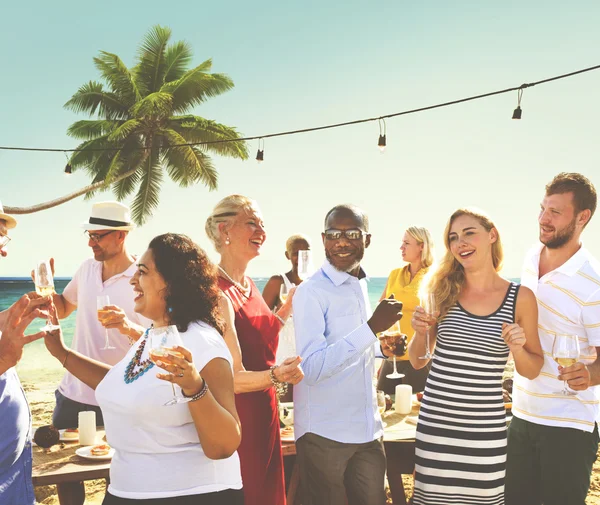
[148,233,224,334]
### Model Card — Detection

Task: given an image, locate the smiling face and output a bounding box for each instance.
[322,209,371,274]
[130,249,168,324]
[538,192,581,249]
[222,206,266,262]
[400,231,423,263]
[88,230,126,262]
[447,214,497,271]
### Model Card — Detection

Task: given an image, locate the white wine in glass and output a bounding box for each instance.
[97,295,115,350]
[149,325,190,406]
[279,282,292,304]
[552,333,580,396]
[419,292,437,360]
[34,260,60,332]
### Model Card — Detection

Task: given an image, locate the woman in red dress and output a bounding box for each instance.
[205,195,305,505]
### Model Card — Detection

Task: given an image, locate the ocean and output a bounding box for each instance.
[2,277,387,385]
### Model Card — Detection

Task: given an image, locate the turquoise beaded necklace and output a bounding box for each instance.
[124,328,154,384]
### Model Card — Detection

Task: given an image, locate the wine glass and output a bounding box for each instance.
[34,260,60,332]
[379,321,406,379]
[279,282,294,305]
[148,325,190,406]
[419,292,436,360]
[97,295,115,350]
[552,333,580,396]
[297,250,312,281]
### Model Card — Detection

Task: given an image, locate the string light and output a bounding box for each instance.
[378,118,386,153]
[0,64,598,155]
[256,138,264,163]
[512,88,524,119]
[63,152,72,175]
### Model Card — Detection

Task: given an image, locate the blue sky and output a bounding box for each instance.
[1,0,599,278]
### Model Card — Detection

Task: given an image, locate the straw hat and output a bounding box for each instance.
[81,201,135,231]
[0,200,17,229]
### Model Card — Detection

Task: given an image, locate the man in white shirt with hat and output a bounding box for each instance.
[51,201,149,428]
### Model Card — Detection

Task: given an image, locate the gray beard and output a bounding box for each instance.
[325,250,363,273]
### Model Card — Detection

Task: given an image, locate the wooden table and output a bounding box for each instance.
[32,429,110,487]
[281,406,418,505]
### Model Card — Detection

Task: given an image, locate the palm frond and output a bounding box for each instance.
[93,51,143,105]
[168,115,248,159]
[107,119,142,142]
[163,41,192,82]
[113,167,142,200]
[68,136,113,170]
[131,148,163,225]
[160,60,234,113]
[67,120,121,140]
[64,81,129,120]
[129,92,173,118]
[134,25,171,94]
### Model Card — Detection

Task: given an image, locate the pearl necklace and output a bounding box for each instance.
[218,265,250,296]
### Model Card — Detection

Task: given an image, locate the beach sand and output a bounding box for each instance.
[22,364,600,505]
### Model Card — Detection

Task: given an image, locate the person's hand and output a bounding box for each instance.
[154,346,204,396]
[281,286,297,307]
[502,322,527,353]
[31,258,55,283]
[368,295,403,335]
[22,293,52,319]
[0,296,48,370]
[43,303,67,359]
[558,362,591,391]
[98,305,136,337]
[411,306,437,334]
[274,356,304,385]
[381,334,408,358]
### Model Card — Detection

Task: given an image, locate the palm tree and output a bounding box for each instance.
[5,25,247,224]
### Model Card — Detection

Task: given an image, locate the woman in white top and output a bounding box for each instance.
[44,234,243,505]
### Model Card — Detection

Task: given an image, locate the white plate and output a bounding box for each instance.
[59,429,79,442]
[280,427,295,442]
[75,446,114,461]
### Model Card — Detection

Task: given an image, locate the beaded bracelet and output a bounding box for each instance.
[269,365,288,397]
[181,379,209,402]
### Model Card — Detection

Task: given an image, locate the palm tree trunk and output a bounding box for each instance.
[4,167,139,214]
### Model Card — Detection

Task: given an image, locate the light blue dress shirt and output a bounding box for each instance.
[292,260,384,444]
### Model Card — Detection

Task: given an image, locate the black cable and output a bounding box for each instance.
[1,63,599,154]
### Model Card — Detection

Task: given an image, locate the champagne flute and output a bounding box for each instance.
[419,292,436,360]
[279,282,294,304]
[34,260,60,332]
[297,250,312,281]
[379,321,406,379]
[552,333,580,396]
[97,295,115,350]
[148,325,190,406]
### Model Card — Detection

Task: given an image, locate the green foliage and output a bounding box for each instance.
[65,25,248,225]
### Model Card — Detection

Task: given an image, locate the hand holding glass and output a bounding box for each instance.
[552,333,580,396]
[34,260,60,332]
[280,282,295,304]
[97,295,115,350]
[419,293,437,360]
[148,325,190,406]
[379,321,406,379]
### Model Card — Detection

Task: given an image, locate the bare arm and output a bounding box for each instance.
[408,306,437,369]
[219,295,302,394]
[262,275,283,311]
[52,293,76,319]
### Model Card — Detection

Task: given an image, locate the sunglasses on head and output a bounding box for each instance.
[323,229,364,240]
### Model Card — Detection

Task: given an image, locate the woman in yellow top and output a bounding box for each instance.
[377,226,434,394]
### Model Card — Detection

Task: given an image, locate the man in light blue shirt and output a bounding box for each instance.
[293,204,405,505]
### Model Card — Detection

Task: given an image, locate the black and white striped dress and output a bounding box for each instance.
[413,283,518,505]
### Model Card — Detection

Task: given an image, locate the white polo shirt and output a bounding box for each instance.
[514,244,600,432]
[58,258,150,406]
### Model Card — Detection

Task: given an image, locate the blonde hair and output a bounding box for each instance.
[285,234,311,255]
[423,208,504,319]
[205,194,260,252]
[405,226,434,268]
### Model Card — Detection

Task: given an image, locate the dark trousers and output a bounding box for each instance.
[505,416,599,505]
[296,432,386,505]
[52,389,104,429]
[102,489,244,505]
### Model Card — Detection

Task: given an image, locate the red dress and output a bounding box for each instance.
[219,277,286,505]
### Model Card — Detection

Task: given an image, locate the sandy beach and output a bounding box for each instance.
[20,362,600,505]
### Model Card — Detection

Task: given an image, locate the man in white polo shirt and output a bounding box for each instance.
[506,173,600,505]
[51,202,149,429]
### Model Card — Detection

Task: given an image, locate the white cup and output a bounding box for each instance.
[78,411,97,446]
[395,384,413,415]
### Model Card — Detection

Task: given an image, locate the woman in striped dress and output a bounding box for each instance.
[408,208,544,505]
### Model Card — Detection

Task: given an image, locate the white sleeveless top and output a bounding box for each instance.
[275,273,296,364]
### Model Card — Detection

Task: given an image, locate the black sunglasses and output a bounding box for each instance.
[323,229,364,240]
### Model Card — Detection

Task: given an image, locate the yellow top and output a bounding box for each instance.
[384,265,429,360]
